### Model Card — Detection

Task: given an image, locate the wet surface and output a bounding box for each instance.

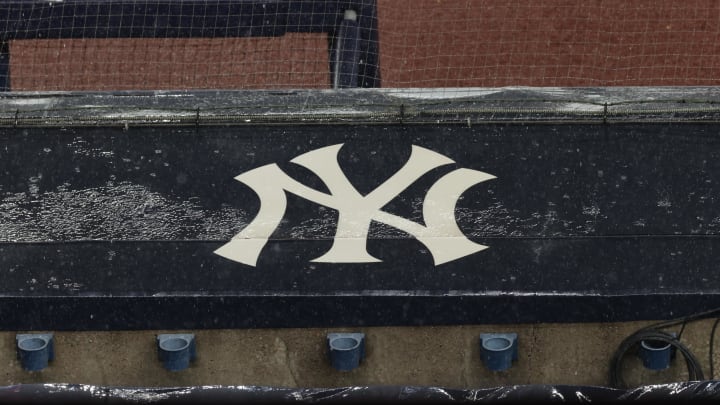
[2,381,720,403]
[2,123,720,241]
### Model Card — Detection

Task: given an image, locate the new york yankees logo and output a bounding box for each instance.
[214,144,495,266]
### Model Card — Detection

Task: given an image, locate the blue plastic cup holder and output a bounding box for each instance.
[160,337,190,352]
[332,337,360,351]
[16,333,54,372]
[638,339,673,370]
[157,334,196,371]
[480,333,518,371]
[327,332,365,371]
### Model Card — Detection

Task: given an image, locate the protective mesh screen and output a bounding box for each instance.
[4,0,720,91]
[10,36,330,91]
[379,0,720,87]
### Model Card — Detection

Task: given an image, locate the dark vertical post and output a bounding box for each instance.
[356,0,381,88]
[0,40,9,91]
[333,10,361,88]
[329,1,380,88]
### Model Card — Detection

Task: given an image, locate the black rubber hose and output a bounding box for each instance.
[709,317,720,379]
[609,329,704,388]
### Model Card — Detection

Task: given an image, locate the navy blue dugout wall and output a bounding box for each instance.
[1,88,720,330]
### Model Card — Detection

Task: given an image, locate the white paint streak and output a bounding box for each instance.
[5,98,56,106]
[385,88,503,99]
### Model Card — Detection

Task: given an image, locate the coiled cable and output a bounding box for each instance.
[608,307,720,389]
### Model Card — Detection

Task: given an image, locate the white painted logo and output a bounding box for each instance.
[215,144,495,266]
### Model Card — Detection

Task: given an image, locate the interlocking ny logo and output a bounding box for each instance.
[214,144,495,266]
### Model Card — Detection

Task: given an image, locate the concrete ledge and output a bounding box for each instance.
[3,87,720,126]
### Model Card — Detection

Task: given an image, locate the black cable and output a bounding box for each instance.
[677,319,687,340]
[640,307,720,332]
[609,329,705,389]
[677,317,688,340]
[609,307,720,388]
[709,317,720,379]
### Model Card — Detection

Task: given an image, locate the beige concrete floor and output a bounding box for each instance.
[2,320,716,389]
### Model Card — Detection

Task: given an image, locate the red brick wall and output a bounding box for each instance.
[10,35,329,91]
[377,0,720,87]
